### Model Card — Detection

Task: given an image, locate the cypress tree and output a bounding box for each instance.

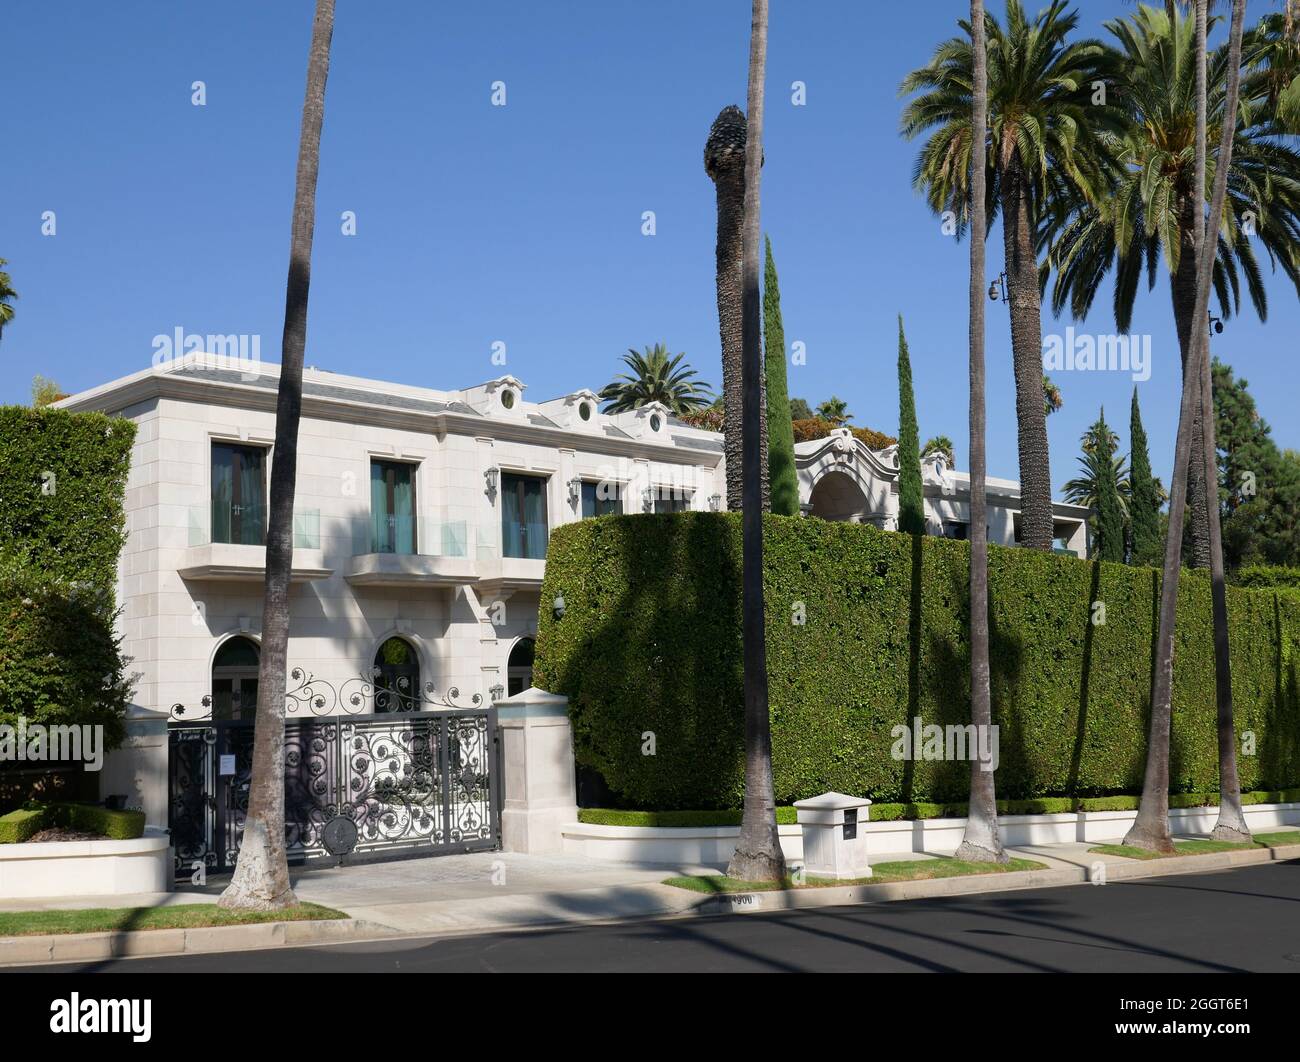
[1128,387,1161,566]
[763,236,800,516]
[896,315,925,534]
[1094,407,1125,563]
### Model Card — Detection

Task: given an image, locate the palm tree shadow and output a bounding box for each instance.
[1067,561,1103,796]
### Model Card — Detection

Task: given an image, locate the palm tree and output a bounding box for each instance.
[0,259,17,340]
[1064,411,1131,559]
[1043,374,1064,416]
[1045,3,1300,568]
[1125,0,1249,854]
[727,0,784,885]
[901,0,1123,551]
[814,396,851,425]
[706,106,769,512]
[955,0,1007,864]
[923,435,956,465]
[1246,6,1300,131]
[598,344,714,414]
[219,0,335,910]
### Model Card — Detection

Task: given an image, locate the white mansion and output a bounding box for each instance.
[58,355,1086,828]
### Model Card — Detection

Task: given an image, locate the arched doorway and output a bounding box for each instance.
[373,636,420,712]
[807,469,871,523]
[507,637,535,697]
[212,636,260,722]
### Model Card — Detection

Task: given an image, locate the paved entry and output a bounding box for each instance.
[167,707,500,880]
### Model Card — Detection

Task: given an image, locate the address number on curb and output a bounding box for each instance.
[728,893,764,910]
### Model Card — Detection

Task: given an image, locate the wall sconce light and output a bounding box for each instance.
[489,683,505,703]
[484,466,499,498]
[567,477,582,506]
[552,593,566,620]
[642,487,655,511]
[709,494,722,512]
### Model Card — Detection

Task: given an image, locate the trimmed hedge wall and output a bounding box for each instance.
[1236,565,1300,592]
[575,789,1300,827]
[535,514,1300,810]
[0,406,135,592]
[0,406,136,743]
[0,802,145,844]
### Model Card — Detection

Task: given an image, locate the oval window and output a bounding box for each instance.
[578,402,591,421]
[649,414,661,432]
[501,390,515,410]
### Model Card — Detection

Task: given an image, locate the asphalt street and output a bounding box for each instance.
[23,859,1300,974]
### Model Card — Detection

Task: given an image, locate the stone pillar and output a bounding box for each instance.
[99,705,171,829]
[794,791,873,880]
[497,687,578,854]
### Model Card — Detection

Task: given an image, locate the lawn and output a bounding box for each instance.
[664,856,1047,893]
[1088,833,1300,861]
[0,903,348,938]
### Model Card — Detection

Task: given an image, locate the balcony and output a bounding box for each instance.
[476,556,547,597]
[345,519,480,589]
[179,506,333,583]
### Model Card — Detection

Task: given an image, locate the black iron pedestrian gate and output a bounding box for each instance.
[168,705,500,879]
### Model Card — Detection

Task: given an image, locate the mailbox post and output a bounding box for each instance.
[794,791,873,880]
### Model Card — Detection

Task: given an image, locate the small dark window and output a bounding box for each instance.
[653,486,691,514]
[211,443,267,545]
[373,637,420,712]
[502,473,548,559]
[581,480,622,518]
[370,460,417,555]
[501,390,515,410]
[508,637,535,697]
[649,413,662,432]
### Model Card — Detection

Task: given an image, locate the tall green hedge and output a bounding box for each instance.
[534,514,1300,809]
[0,406,136,743]
[0,406,135,591]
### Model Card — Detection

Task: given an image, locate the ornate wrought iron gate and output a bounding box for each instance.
[168,706,500,879]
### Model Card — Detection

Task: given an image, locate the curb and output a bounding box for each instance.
[0,918,390,967]
[1,843,1296,965]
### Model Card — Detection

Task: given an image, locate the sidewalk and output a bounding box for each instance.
[2,829,1298,964]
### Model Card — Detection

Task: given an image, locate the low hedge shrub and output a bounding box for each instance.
[0,808,47,844]
[536,514,1300,810]
[0,802,145,843]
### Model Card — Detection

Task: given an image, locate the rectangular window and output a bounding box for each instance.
[370,460,418,555]
[653,486,691,514]
[502,473,549,559]
[581,480,622,518]
[211,442,267,545]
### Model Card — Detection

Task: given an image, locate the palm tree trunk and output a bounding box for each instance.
[955,0,1006,864]
[727,0,783,884]
[1192,0,1249,842]
[998,144,1054,551]
[219,0,334,910]
[1126,0,1248,854]
[1170,196,1214,570]
[706,108,769,514]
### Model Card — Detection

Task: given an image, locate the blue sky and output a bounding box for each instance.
[1,0,1296,495]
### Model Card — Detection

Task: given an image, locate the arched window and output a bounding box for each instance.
[212,636,259,722]
[507,637,535,697]
[373,637,420,712]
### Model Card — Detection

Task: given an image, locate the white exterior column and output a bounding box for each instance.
[497,687,578,853]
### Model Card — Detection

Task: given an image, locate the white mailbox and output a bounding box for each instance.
[794,791,873,880]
